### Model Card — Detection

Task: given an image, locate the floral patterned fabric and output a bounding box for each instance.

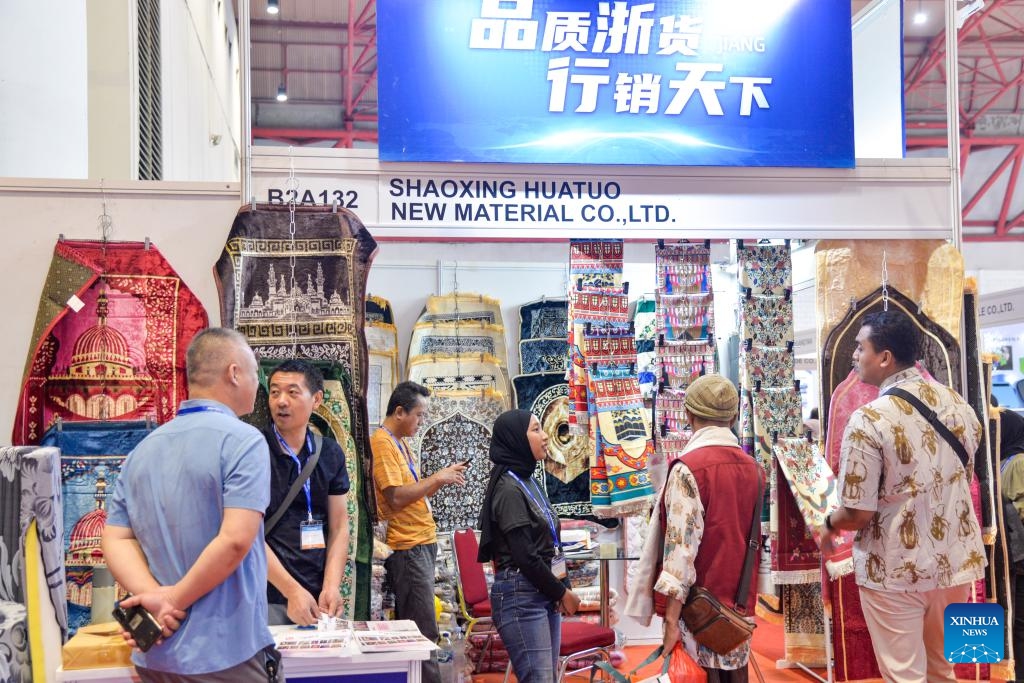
[738,244,792,297]
[410,390,506,532]
[740,295,795,347]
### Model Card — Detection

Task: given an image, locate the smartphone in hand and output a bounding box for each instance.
[112,599,164,652]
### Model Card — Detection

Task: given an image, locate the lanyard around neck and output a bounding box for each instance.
[177,405,221,416]
[272,424,315,521]
[506,471,560,553]
[383,427,418,482]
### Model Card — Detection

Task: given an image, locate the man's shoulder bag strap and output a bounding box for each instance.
[265,434,323,536]
[885,387,972,479]
[734,475,764,611]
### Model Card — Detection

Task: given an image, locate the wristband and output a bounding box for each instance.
[825,514,834,531]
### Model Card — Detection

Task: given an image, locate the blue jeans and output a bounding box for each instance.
[491,568,561,683]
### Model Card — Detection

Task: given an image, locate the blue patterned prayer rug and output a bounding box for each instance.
[513,372,592,518]
[519,338,569,375]
[41,420,154,635]
[519,298,568,341]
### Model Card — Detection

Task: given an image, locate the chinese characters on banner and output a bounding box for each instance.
[378,0,854,167]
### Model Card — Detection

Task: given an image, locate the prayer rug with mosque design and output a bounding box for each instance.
[14,240,208,445]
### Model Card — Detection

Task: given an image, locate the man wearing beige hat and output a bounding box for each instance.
[626,374,765,683]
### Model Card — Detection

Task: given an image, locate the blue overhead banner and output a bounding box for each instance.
[377,0,855,168]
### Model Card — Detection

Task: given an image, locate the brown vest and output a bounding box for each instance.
[678,444,763,612]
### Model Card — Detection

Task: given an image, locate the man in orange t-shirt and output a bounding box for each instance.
[371,381,466,683]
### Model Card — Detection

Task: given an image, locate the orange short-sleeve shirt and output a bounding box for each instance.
[370,427,436,550]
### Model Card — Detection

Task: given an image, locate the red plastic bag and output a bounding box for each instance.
[668,643,706,683]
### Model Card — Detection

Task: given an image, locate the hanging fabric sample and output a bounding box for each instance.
[568,239,653,518]
[409,389,506,532]
[632,296,657,400]
[513,372,592,518]
[13,240,208,445]
[365,294,395,326]
[518,338,570,375]
[407,353,509,398]
[364,299,399,431]
[215,203,378,516]
[652,243,716,472]
[0,444,67,660]
[421,292,502,325]
[408,321,508,368]
[519,298,568,340]
[41,420,154,635]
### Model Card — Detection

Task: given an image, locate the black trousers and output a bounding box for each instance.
[703,665,749,683]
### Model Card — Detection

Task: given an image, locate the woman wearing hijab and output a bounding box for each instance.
[477,409,581,683]
[999,406,1024,678]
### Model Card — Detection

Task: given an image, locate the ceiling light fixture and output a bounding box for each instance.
[276,84,288,102]
[913,0,927,24]
[267,0,279,15]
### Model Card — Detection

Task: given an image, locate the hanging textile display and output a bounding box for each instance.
[410,389,507,531]
[215,202,378,507]
[632,296,657,401]
[314,375,367,621]
[364,303,399,431]
[216,204,377,620]
[652,243,717,471]
[518,338,570,375]
[568,239,652,518]
[365,294,395,326]
[513,296,590,517]
[815,240,982,682]
[421,292,502,325]
[40,420,154,635]
[408,321,508,367]
[513,373,592,518]
[964,284,995,539]
[13,240,208,445]
[407,353,508,395]
[0,444,66,664]
[519,298,568,340]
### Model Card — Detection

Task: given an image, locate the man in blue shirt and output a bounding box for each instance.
[102,327,278,681]
[263,359,350,625]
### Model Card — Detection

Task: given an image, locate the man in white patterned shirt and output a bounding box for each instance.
[819,310,984,682]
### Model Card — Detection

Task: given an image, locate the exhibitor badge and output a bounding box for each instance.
[944,603,1004,663]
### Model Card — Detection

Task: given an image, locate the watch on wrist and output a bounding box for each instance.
[825,514,834,531]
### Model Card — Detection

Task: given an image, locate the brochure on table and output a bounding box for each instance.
[272,620,438,658]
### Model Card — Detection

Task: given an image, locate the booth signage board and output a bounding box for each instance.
[376,0,855,168]
[251,152,954,240]
[979,287,1024,327]
[251,153,953,239]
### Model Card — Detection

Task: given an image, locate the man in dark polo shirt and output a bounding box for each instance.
[263,359,351,625]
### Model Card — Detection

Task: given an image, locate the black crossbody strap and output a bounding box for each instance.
[885,388,971,478]
[265,434,323,536]
[734,475,764,610]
